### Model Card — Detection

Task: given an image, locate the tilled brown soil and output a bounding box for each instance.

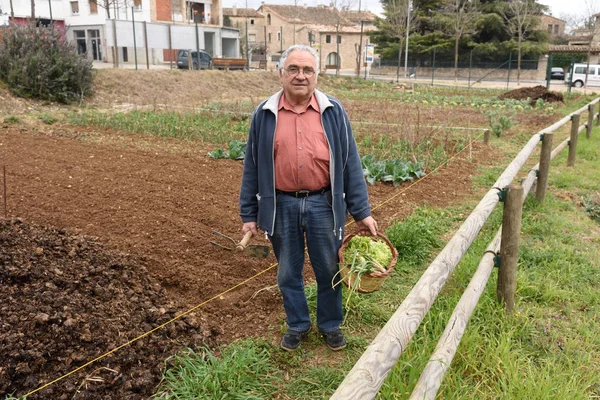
[0,218,216,399]
[0,67,540,398]
[499,85,564,105]
[0,121,502,398]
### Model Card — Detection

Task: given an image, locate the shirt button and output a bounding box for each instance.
[298,113,301,117]
[299,147,302,150]
[298,130,302,133]
[299,164,303,168]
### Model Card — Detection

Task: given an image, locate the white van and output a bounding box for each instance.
[567,63,600,87]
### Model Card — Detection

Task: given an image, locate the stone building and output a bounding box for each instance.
[539,14,565,39]
[223,3,376,71]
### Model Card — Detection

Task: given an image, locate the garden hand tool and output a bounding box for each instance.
[210,231,270,258]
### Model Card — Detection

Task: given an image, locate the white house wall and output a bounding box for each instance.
[0,0,69,20]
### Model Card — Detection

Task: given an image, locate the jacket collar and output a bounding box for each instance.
[263,89,333,115]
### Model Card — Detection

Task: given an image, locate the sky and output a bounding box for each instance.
[222,0,589,19]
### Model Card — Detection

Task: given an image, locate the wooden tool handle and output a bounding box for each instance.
[236,231,253,251]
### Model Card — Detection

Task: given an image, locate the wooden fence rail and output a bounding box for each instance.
[331,98,599,399]
[408,119,585,399]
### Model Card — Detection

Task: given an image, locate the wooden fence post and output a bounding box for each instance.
[483,129,490,145]
[587,103,594,139]
[535,132,553,204]
[497,184,523,312]
[567,114,580,167]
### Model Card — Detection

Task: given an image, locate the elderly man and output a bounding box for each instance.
[239,45,377,351]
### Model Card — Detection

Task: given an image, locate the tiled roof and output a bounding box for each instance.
[541,14,566,23]
[222,8,263,18]
[344,10,377,24]
[549,45,600,53]
[302,23,377,34]
[259,4,355,26]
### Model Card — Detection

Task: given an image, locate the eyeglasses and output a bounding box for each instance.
[284,66,317,77]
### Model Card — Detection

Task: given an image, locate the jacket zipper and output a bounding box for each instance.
[320,113,338,238]
[270,111,278,237]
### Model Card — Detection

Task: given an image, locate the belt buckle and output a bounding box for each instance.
[296,190,310,198]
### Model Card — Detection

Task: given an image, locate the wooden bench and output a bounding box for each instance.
[213,58,247,71]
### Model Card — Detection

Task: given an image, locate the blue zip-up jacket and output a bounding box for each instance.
[239,89,371,239]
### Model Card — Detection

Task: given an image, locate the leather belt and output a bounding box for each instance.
[276,186,331,198]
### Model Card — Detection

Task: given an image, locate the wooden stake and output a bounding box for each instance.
[497,184,523,312]
[3,165,6,219]
[483,129,490,145]
[587,103,594,139]
[469,133,472,161]
[535,132,553,204]
[567,114,580,167]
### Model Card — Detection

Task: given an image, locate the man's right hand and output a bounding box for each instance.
[242,222,258,236]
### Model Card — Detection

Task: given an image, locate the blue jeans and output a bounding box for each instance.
[270,192,343,333]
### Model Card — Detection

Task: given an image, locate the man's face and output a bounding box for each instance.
[279,50,318,103]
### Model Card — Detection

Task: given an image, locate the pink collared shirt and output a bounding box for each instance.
[274,93,331,192]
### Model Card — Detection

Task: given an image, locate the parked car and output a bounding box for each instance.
[549,67,565,80]
[177,49,213,70]
[567,63,600,87]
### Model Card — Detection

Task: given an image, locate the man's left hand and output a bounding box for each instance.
[356,216,378,236]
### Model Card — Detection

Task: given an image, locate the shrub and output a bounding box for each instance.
[583,193,600,224]
[0,24,93,103]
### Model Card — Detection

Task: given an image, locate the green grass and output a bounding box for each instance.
[3,115,21,124]
[67,110,250,144]
[155,102,600,399]
[38,112,57,125]
[155,339,282,399]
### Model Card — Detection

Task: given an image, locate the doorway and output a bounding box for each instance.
[89,30,102,61]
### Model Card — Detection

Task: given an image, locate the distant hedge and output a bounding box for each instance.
[0,24,93,103]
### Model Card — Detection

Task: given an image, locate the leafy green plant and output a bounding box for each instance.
[208,140,247,160]
[535,98,545,110]
[487,110,514,137]
[361,154,425,185]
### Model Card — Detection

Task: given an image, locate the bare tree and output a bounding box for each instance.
[581,0,600,88]
[9,0,14,18]
[98,0,135,19]
[30,0,35,21]
[378,0,416,82]
[504,0,539,86]
[439,0,479,81]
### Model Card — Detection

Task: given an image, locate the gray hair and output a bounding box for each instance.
[278,45,320,74]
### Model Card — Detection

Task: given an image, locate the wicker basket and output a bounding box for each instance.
[337,232,398,293]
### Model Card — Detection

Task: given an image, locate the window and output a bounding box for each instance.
[250,19,254,25]
[547,24,552,32]
[89,0,97,14]
[277,31,281,41]
[268,33,271,43]
[575,66,587,74]
[133,0,142,10]
[326,35,331,43]
[74,30,86,54]
[71,1,79,14]
[337,35,341,44]
[267,14,271,25]
[554,24,559,34]
[590,67,596,75]
[249,34,256,43]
